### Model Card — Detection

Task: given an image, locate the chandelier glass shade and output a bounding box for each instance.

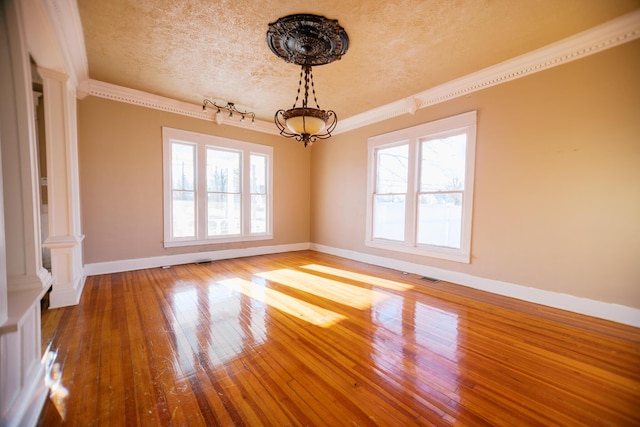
[267,14,348,147]
[274,65,337,147]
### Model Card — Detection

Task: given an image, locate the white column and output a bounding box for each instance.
[0,1,51,293]
[0,135,6,328]
[0,1,50,425]
[39,67,85,308]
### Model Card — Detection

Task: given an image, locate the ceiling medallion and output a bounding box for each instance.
[267,14,349,66]
[267,14,349,147]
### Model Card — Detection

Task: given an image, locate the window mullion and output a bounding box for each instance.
[242,152,250,236]
[197,144,207,241]
[404,139,418,247]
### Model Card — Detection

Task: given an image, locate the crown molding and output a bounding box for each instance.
[86,79,279,135]
[22,0,90,95]
[46,0,89,91]
[336,9,640,134]
[83,9,639,136]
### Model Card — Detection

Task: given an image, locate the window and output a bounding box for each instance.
[366,111,476,263]
[163,127,273,247]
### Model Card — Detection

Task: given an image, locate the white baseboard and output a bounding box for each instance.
[49,274,86,309]
[81,242,640,328]
[83,242,312,276]
[310,243,640,328]
[3,363,47,427]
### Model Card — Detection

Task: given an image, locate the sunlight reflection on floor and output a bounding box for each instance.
[301,264,415,292]
[43,348,69,421]
[256,269,389,310]
[219,277,346,327]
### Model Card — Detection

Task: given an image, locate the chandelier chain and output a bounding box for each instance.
[310,67,320,109]
[303,67,310,109]
[293,68,303,109]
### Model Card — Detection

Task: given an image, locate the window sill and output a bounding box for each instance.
[164,234,273,248]
[365,239,470,263]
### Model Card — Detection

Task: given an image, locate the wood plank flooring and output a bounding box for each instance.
[37,251,640,426]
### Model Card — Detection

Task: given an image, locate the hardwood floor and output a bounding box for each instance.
[37,251,640,426]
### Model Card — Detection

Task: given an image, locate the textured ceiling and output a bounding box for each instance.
[77,0,639,122]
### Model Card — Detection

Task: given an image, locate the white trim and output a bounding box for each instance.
[1,362,47,427]
[336,9,640,133]
[41,0,89,93]
[6,272,51,292]
[162,234,274,248]
[365,111,476,263]
[83,242,311,276]
[48,274,85,308]
[20,0,89,94]
[38,66,86,309]
[0,286,51,335]
[78,11,640,134]
[82,241,640,327]
[310,243,640,328]
[0,284,49,426]
[42,233,84,249]
[87,79,278,134]
[162,127,274,247]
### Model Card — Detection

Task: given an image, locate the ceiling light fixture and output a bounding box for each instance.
[202,99,255,126]
[267,14,349,147]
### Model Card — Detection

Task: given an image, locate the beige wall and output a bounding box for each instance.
[78,97,310,264]
[311,40,640,308]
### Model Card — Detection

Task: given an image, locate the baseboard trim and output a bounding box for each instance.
[3,363,47,427]
[81,242,640,328]
[83,243,312,276]
[49,274,86,309]
[310,243,640,328]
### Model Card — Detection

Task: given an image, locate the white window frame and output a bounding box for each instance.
[365,111,477,263]
[162,127,273,248]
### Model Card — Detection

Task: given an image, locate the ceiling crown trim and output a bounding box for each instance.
[336,9,640,134]
[22,0,90,96]
[84,9,639,136]
[86,80,278,134]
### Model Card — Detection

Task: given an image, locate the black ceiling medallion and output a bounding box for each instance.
[267,14,349,147]
[267,14,349,66]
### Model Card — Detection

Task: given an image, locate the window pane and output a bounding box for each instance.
[172,191,195,237]
[207,149,240,192]
[171,143,194,190]
[250,154,266,194]
[373,195,405,241]
[376,144,408,193]
[417,193,462,248]
[207,193,241,236]
[251,194,267,233]
[420,134,466,192]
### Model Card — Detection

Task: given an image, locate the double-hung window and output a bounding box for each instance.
[162,127,273,247]
[366,111,476,263]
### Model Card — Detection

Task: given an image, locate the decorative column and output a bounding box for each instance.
[39,67,85,308]
[1,1,53,425]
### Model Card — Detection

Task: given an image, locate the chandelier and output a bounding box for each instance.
[267,14,349,147]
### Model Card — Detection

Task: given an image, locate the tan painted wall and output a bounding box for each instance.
[78,97,310,264]
[311,40,640,308]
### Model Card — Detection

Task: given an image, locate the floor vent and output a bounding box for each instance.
[195,259,213,265]
[420,276,441,283]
